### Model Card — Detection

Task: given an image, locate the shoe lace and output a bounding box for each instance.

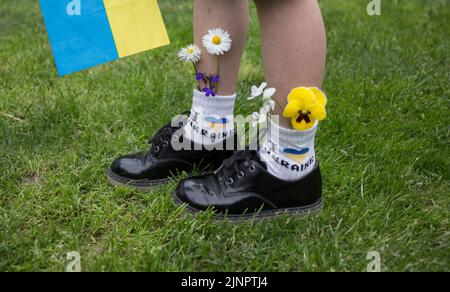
[219,150,259,185]
[147,113,188,157]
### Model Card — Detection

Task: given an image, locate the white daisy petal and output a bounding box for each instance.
[202,28,232,55]
[178,44,201,63]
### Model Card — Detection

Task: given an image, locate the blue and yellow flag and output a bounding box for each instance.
[40,0,170,76]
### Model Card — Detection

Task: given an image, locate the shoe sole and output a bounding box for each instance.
[107,167,172,192]
[172,192,324,222]
[107,161,223,193]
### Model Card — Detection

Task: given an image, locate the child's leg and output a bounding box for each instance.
[173,0,326,217]
[194,0,249,95]
[255,0,326,127]
[255,0,327,181]
[185,0,249,145]
[108,1,249,191]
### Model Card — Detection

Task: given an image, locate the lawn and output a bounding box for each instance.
[0,0,449,272]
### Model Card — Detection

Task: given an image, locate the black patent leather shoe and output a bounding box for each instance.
[108,114,235,192]
[173,150,323,220]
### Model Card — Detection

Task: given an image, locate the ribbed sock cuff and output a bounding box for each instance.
[192,89,236,116]
[267,117,317,148]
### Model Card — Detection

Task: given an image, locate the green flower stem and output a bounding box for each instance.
[193,63,201,90]
[216,55,221,93]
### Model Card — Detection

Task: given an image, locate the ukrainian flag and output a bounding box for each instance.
[40,0,170,76]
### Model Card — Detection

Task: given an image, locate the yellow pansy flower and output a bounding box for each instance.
[282,87,327,130]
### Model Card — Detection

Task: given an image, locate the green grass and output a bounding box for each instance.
[0,0,449,272]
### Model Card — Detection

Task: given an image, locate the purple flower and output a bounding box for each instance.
[195,72,205,81]
[210,74,220,83]
[203,87,216,97]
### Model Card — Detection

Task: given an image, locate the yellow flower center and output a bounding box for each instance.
[301,109,309,115]
[187,48,194,54]
[212,36,222,45]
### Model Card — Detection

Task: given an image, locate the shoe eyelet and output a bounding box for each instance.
[163,140,169,147]
[226,177,234,185]
[154,146,160,153]
[237,171,245,179]
[249,165,256,172]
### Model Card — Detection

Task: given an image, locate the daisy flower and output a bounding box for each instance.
[202,28,232,55]
[178,44,201,63]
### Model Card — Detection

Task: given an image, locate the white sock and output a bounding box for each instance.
[184,89,236,145]
[258,118,318,181]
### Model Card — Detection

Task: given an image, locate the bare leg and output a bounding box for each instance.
[254,0,326,128]
[194,0,249,96]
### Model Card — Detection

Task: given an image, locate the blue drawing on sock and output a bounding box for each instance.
[204,117,229,124]
[204,116,229,131]
[282,147,310,162]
